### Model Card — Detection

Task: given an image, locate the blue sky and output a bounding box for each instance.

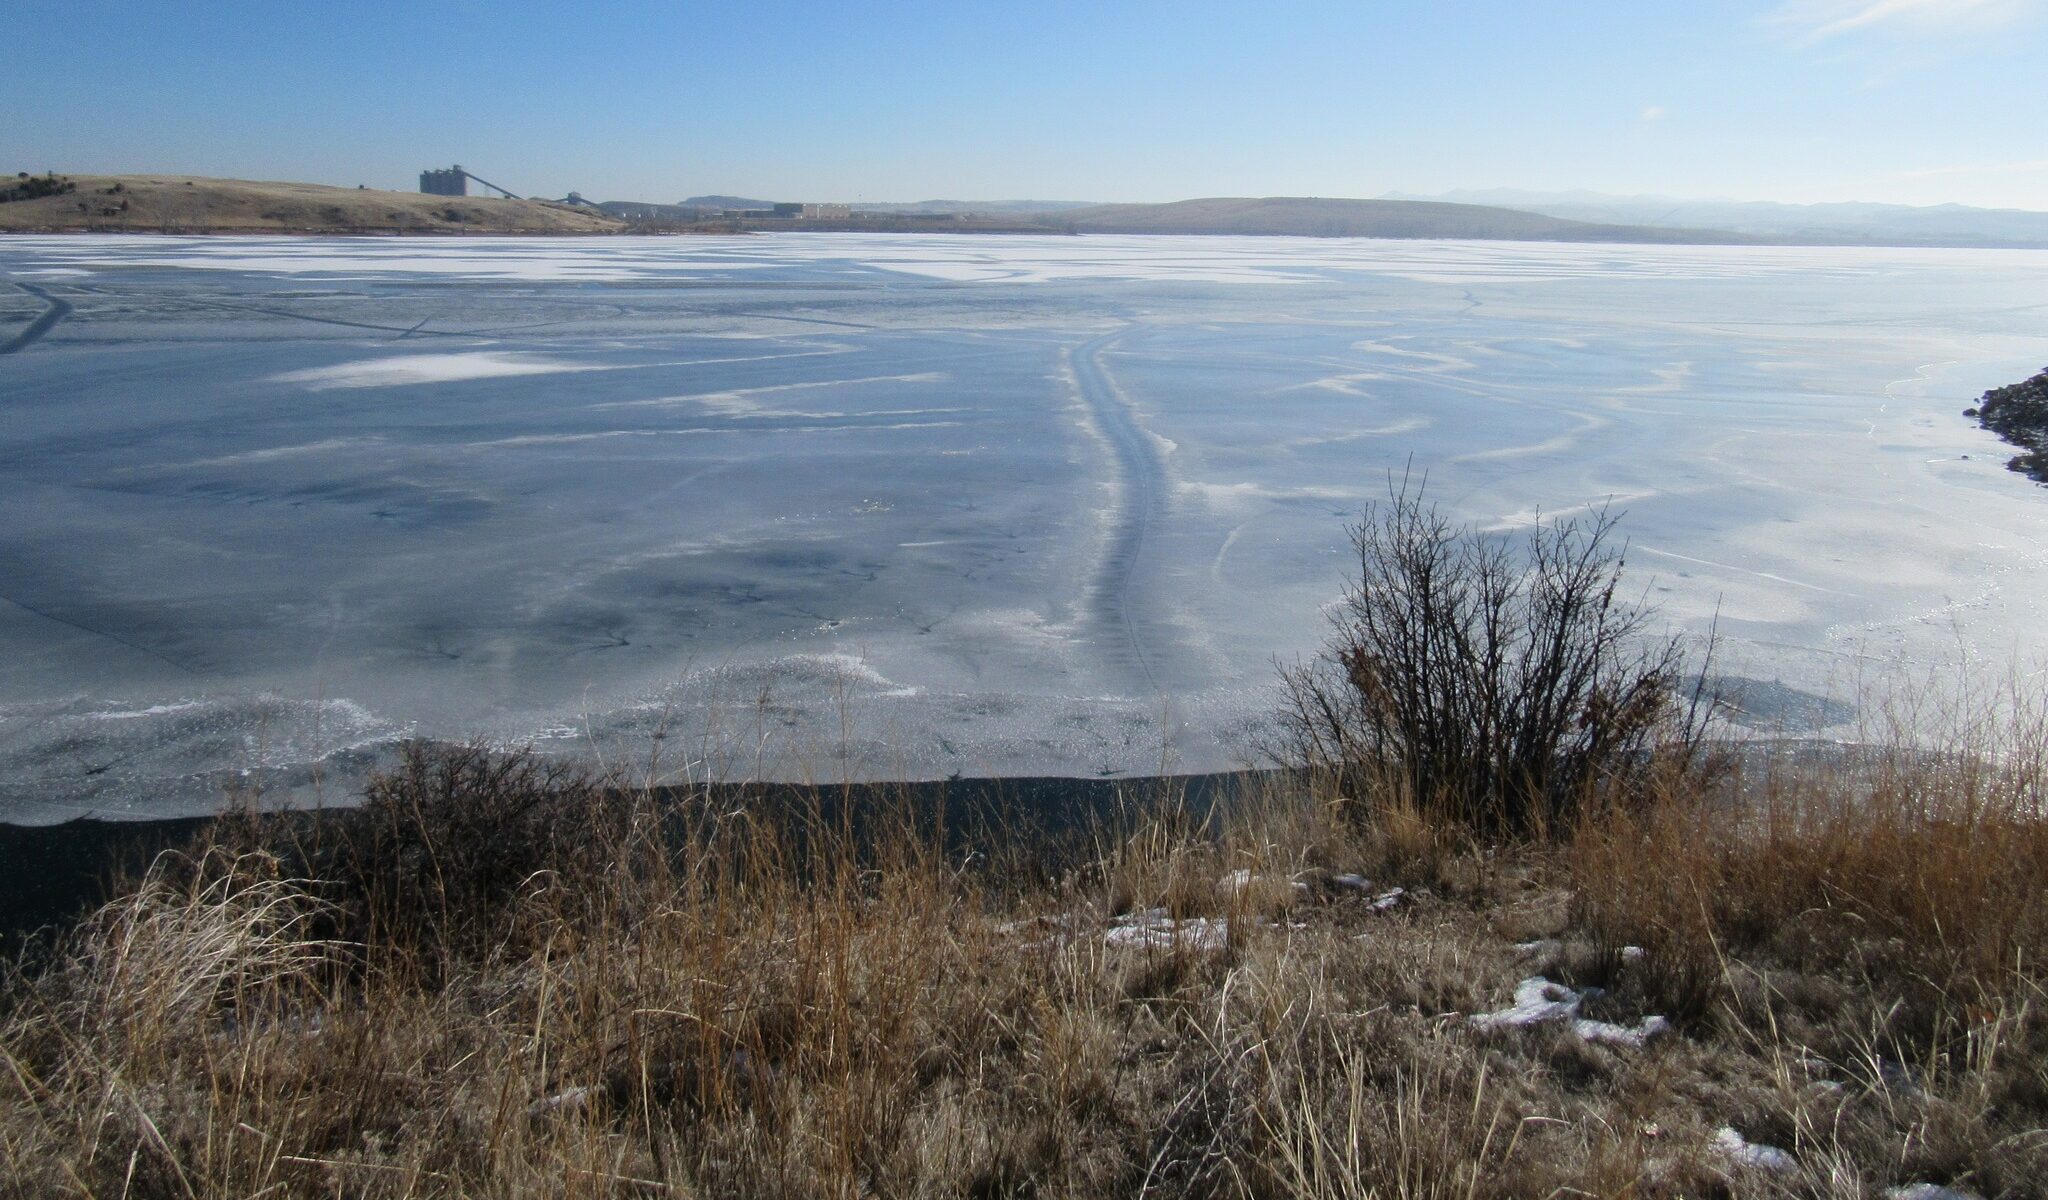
[4,0,2044,208]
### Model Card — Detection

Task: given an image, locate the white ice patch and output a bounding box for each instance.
[1178,480,1360,509]
[273,352,600,390]
[15,231,1927,293]
[779,652,922,698]
[1468,976,1670,1048]
[1712,1127,1797,1173]
[87,700,207,721]
[602,372,950,414]
[1105,908,1230,952]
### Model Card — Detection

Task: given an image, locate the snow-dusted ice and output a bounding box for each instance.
[3,233,2047,821]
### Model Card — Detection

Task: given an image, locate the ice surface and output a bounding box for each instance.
[3,234,2048,820]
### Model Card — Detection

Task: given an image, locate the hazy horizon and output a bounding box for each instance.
[7,1,2048,212]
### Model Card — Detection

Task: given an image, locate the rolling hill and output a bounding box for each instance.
[1054,196,1756,242]
[0,174,625,234]
[1394,188,2048,249]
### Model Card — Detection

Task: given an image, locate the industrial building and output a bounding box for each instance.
[418,166,521,199]
[419,167,466,197]
[802,203,852,220]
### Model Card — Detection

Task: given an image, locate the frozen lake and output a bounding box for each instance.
[3,233,2047,822]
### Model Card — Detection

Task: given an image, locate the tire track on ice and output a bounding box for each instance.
[1,282,74,355]
[1068,328,1167,693]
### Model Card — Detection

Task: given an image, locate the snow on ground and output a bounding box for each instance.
[1105,908,1231,952]
[1469,976,1671,1048]
[1712,1127,1798,1173]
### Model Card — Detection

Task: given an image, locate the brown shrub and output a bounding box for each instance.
[1279,476,1715,840]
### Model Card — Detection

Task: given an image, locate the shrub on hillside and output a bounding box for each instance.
[0,171,76,203]
[196,742,649,969]
[1280,477,1713,837]
[339,742,648,960]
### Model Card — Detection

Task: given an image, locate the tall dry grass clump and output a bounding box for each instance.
[1564,701,2048,1195]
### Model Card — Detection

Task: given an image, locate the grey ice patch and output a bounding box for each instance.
[1710,675,1856,733]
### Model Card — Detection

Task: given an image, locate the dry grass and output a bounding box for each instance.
[0,173,623,234]
[2,727,2044,1198]
[1566,718,2048,1197]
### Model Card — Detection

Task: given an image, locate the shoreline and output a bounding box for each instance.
[0,768,1276,943]
[10,225,2048,249]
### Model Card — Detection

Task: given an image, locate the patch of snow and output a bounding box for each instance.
[1885,1185,1982,1200]
[1469,976,1670,1047]
[1368,887,1406,913]
[1713,1127,1796,1173]
[1106,908,1230,952]
[1575,1015,1671,1048]
[1330,873,1372,892]
[1621,945,1647,962]
[1469,977,1582,1030]
[527,1086,594,1117]
[994,913,1072,939]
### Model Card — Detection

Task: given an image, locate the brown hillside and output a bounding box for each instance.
[0,173,625,234]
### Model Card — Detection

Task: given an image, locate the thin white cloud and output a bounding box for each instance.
[1640,105,1668,121]
[1768,0,2032,41]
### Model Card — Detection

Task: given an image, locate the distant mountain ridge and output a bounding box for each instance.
[1391,189,2048,248]
[1053,196,1754,243]
[676,195,774,210]
[855,199,1097,215]
[673,196,1093,216]
[13,173,2045,248]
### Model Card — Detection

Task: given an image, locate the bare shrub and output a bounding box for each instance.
[1280,476,1712,838]
[291,741,652,967]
